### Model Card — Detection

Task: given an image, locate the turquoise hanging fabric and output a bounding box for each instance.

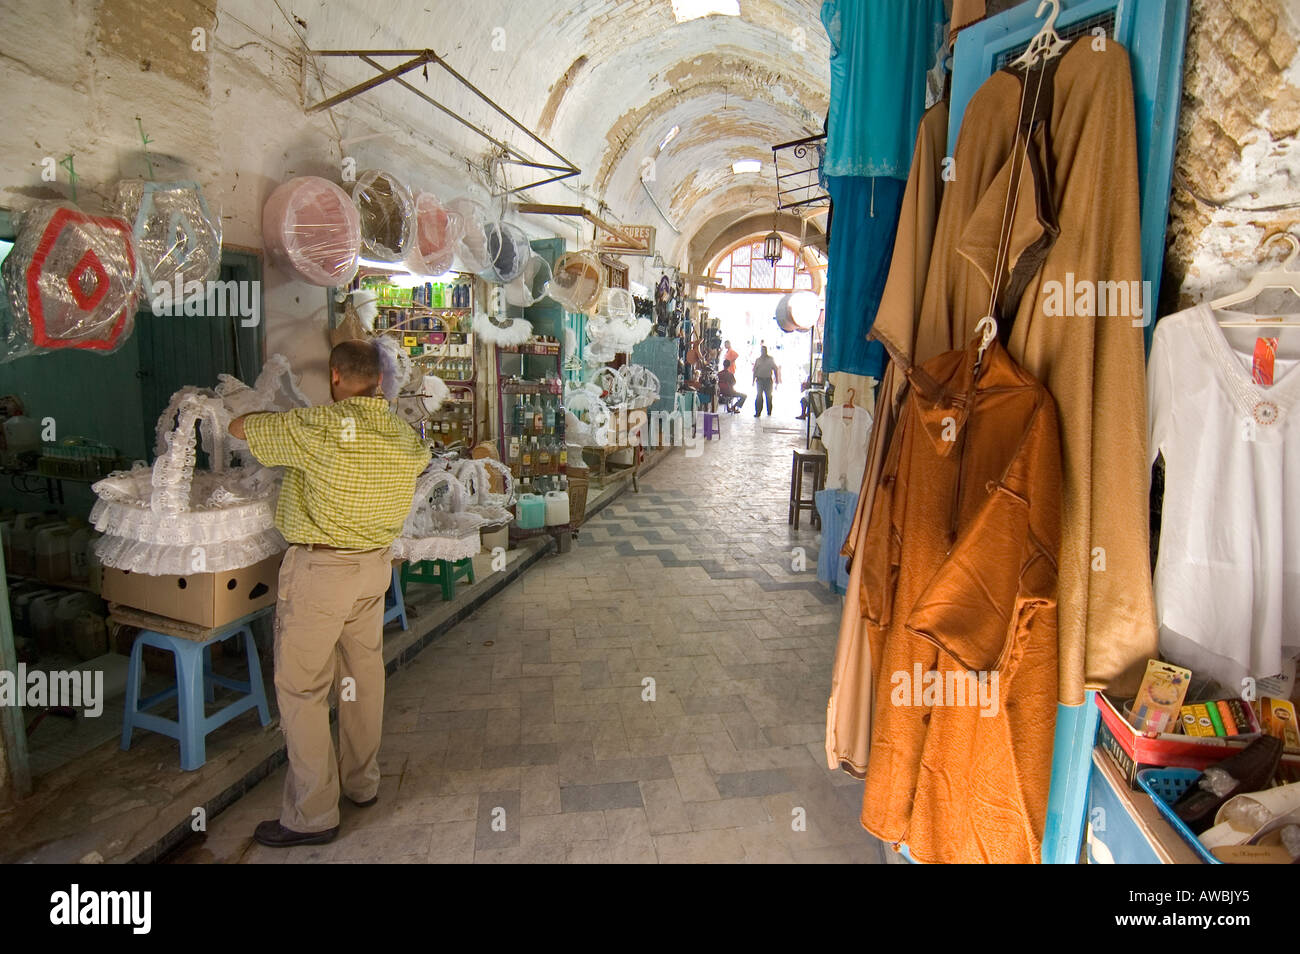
[821,0,945,178]
[823,174,904,379]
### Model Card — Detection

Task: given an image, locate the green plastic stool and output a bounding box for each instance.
[400,557,475,601]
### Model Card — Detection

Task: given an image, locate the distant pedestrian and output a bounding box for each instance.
[752,346,780,417]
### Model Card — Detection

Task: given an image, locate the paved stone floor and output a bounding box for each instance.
[175,394,887,863]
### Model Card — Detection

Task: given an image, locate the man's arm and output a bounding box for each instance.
[235,409,316,468]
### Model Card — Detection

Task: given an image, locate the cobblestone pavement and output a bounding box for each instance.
[177,398,886,863]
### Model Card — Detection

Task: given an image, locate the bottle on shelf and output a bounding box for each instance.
[513,393,526,435]
[508,432,521,477]
[543,395,555,436]
[532,393,544,434]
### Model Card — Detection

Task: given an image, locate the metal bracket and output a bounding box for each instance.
[304,49,581,197]
[771,134,829,211]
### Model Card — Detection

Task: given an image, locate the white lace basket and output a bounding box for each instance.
[91,394,286,575]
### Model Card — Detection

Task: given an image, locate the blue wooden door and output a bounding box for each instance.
[948,0,1189,866]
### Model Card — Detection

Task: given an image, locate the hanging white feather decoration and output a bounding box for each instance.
[421,373,451,413]
[472,308,533,346]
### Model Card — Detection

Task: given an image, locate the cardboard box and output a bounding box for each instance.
[101,555,281,629]
[1095,693,1300,789]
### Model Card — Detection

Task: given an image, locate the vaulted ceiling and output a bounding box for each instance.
[284,0,830,264]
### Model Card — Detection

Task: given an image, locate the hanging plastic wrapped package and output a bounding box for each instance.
[445,197,493,273]
[262,176,361,286]
[408,192,464,275]
[480,220,530,283]
[1,202,140,363]
[353,169,415,265]
[550,250,605,313]
[504,253,551,307]
[114,179,221,295]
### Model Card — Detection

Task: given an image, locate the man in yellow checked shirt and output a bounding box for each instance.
[229,340,428,847]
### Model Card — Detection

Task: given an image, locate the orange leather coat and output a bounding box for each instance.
[859,335,1061,864]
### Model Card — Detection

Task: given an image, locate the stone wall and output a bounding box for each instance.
[1164,0,1300,311]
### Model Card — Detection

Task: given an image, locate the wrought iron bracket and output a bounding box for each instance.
[304,49,581,197]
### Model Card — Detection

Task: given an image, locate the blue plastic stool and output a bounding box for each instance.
[383,565,408,630]
[120,609,272,771]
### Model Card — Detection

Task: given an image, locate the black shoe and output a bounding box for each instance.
[253,819,340,848]
[1172,735,1283,834]
[346,794,379,808]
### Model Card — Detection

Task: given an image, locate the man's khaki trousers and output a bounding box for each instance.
[273,544,392,832]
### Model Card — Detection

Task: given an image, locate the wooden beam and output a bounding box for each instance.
[512,202,647,252]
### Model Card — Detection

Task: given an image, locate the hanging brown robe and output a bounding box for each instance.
[843,39,1154,714]
[910,37,1156,703]
[859,334,1061,864]
[825,100,949,775]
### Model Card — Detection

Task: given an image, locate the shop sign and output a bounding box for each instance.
[599,224,655,257]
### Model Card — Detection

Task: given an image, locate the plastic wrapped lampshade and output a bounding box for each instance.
[262,177,361,286]
[353,170,415,265]
[1,202,140,362]
[504,253,551,307]
[550,251,605,313]
[114,179,222,293]
[446,197,493,273]
[480,221,530,283]
[407,192,464,275]
[604,287,634,319]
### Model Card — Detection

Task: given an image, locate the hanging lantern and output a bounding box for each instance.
[762,229,782,265]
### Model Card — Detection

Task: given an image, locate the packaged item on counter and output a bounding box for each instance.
[1258,697,1300,751]
[1179,703,1217,738]
[1129,659,1193,735]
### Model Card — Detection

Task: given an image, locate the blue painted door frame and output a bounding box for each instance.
[949,0,1188,864]
[951,0,1190,351]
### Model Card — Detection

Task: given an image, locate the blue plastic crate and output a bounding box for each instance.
[1135,768,1221,864]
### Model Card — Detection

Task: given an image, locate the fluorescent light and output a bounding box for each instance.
[658,125,680,150]
[379,269,460,286]
[672,0,740,23]
[731,159,762,174]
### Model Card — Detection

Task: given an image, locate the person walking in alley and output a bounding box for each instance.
[229,340,429,847]
[752,346,780,417]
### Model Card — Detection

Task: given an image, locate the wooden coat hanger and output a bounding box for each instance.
[1210,233,1300,325]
